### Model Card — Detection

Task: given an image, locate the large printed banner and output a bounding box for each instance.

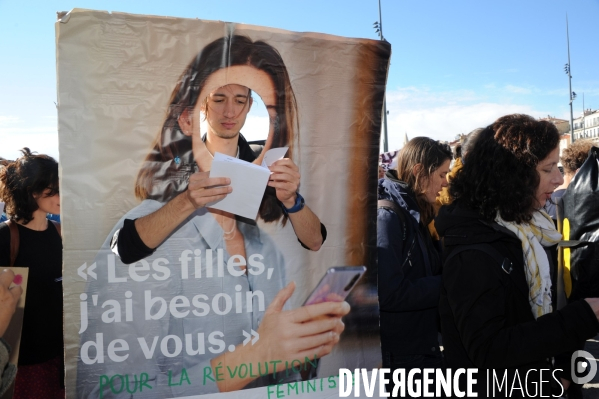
[57,9,390,399]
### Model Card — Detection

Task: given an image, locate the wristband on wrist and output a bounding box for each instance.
[282,193,305,214]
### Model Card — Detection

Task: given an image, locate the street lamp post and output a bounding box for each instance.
[582,93,586,138]
[565,15,576,143]
[374,0,389,152]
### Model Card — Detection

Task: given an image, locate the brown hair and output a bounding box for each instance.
[450,114,560,223]
[396,137,452,224]
[461,127,484,160]
[561,138,599,174]
[0,148,59,224]
[135,35,298,223]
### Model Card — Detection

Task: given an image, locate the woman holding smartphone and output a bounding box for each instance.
[77,35,346,398]
[377,137,452,394]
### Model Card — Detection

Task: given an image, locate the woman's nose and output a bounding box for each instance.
[554,169,564,186]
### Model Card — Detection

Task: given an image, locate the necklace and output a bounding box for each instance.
[221,213,237,241]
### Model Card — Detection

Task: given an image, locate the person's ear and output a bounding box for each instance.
[412,163,423,177]
[178,108,193,137]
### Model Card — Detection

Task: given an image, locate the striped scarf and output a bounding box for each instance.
[496,210,562,319]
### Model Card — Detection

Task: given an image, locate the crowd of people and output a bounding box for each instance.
[1,112,598,399]
[378,114,599,398]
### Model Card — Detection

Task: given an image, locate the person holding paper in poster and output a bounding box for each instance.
[123,35,326,258]
[78,35,347,398]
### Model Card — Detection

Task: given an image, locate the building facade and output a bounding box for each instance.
[572,109,599,141]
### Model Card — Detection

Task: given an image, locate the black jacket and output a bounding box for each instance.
[377,170,442,356]
[437,202,599,397]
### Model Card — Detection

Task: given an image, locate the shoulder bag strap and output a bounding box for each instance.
[445,243,512,274]
[6,221,19,267]
[378,199,407,241]
[378,199,435,276]
[415,224,434,276]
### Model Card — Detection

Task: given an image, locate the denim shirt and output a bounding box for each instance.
[77,200,289,398]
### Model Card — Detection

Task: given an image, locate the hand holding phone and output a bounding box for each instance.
[303,266,366,305]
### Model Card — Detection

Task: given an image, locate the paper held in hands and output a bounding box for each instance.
[208,147,289,219]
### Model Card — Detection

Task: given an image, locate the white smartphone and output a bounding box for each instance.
[303,266,367,305]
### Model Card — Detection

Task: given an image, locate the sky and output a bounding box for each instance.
[1,0,598,160]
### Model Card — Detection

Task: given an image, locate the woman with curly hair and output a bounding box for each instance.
[0,148,63,398]
[437,114,599,397]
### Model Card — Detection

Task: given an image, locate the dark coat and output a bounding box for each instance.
[377,170,442,356]
[437,201,599,397]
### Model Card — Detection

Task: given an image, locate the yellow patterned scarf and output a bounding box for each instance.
[496,210,562,319]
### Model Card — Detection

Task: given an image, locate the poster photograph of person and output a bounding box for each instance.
[57,9,390,399]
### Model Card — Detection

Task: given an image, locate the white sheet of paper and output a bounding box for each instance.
[261,147,289,167]
[208,153,271,219]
